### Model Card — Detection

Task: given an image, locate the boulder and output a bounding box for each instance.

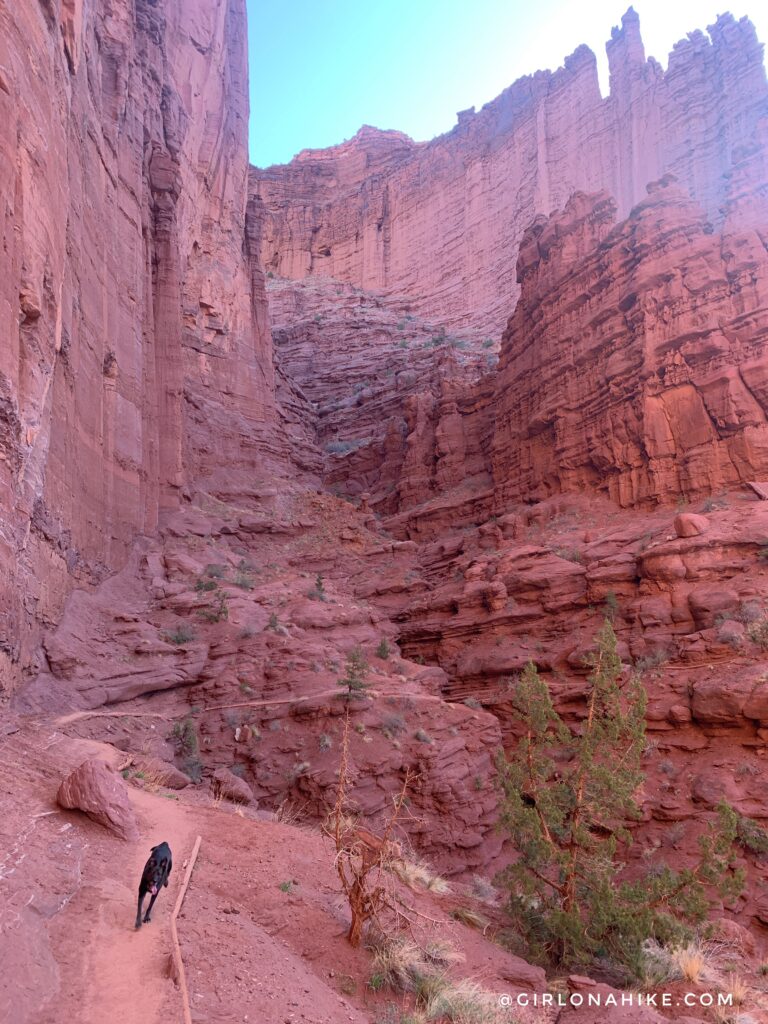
[710,916,756,955]
[687,586,739,629]
[691,674,753,724]
[57,759,139,840]
[213,767,256,805]
[674,513,709,538]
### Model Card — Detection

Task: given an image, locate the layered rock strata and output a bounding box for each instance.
[252,10,768,336]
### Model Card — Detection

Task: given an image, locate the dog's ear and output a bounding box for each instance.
[151,845,158,852]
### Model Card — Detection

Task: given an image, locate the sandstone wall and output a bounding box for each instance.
[490,152,768,507]
[252,10,768,338]
[0,0,279,693]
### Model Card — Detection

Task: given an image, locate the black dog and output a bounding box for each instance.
[135,842,173,929]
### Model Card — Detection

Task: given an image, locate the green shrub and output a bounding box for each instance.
[496,622,744,973]
[376,637,391,659]
[603,590,620,620]
[337,646,370,700]
[172,716,199,757]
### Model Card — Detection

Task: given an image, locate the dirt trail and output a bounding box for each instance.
[75,787,198,1024]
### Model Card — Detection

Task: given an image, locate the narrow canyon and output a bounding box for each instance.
[2,2,768,1022]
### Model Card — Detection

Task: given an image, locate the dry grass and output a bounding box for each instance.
[274,798,307,826]
[369,935,429,992]
[675,944,708,984]
[424,978,508,1023]
[641,938,743,989]
[449,906,491,933]
[720,973,749,1009]
[470,875,498,904]
[368,936,503,1024]
[422,939,464,967]
[391,858,451,895]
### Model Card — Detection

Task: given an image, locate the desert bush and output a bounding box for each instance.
[233,571,254,590]
[734,813,768,854]
[199,590,229,623]
[164,624,195,645]
[635,648,670,672]
[496,621,744,973]
[381,713,406,740]
[553,545,584,563]
[195,577,218,592]
[325,440,357,454]
[747,617,768,650]
[376,637,391,659]
[307,572,326,601]
[172,716,199,757]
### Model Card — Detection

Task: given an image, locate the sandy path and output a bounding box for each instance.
[76,787,198,1024]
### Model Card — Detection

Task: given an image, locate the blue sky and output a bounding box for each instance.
[247,0,768,168]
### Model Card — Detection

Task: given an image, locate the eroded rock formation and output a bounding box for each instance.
[490,168,768,507]
[252,9,768,337]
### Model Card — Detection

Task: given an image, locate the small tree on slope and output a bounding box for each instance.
[496,621,744,974]
[338,645,370,701]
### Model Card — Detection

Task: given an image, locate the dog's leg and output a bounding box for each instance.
[135,891,145,929]
[143,890,159,924]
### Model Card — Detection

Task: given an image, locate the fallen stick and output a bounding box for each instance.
[170,835,202,1024]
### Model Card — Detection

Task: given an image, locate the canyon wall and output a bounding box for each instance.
[299,162,768,515]
[0,0,287,694]
[490,161,768,507]
[252,9,768,337]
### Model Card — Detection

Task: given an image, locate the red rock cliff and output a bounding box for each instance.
[0,0,284,692]
[490,145,768,507]
[252,9,768,338]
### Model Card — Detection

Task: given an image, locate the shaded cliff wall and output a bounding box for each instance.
[0,0,279,693]
[252,10,768,338]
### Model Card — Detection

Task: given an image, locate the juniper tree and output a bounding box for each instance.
[338,646,370,701]
[496,621,744,974]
